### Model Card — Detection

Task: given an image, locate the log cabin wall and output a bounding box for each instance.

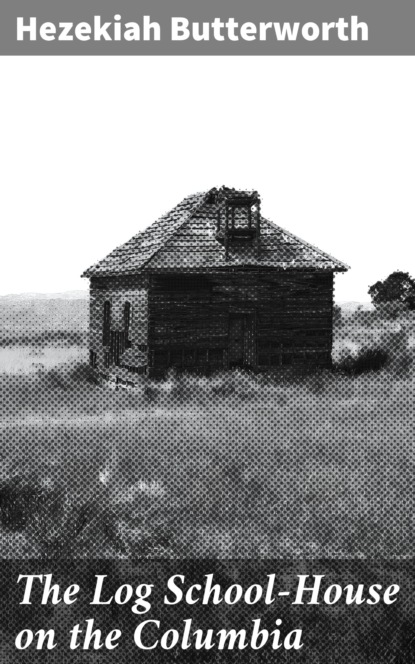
[147,270,334,374]
[89,276,148,373]
[82,188,347,379]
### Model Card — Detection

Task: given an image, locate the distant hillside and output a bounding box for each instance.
[0,290,88,302]
[0,294,88,344]
[338,301,374,312]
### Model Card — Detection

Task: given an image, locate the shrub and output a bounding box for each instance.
[334,348,389,375]
[333,304,342,325]
[0,475,59,531]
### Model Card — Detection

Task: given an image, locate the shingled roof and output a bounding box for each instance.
[82,187,348,277]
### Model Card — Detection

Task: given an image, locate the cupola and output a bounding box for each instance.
[214,187,261,258]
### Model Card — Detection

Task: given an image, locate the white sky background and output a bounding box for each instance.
[1,56,414,301]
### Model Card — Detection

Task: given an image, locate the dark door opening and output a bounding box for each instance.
[228,313,256,369]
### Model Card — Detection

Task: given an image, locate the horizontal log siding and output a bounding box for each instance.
[148,271,334,372]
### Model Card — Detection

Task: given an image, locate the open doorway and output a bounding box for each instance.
[228,312,256,369]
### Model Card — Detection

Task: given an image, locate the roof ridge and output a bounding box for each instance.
[262,217,350,271]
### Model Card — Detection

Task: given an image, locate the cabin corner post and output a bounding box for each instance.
[328,271,335,369]
[88,280,96,369]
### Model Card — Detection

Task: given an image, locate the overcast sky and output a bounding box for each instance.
[1,56,414,301]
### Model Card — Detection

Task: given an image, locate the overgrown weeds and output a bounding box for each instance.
[334,348,389,375]
[1,306,415,558]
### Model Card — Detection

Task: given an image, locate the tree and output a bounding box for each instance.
[368,271,415,310]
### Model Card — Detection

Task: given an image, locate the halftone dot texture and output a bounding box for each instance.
[1,188,414,661]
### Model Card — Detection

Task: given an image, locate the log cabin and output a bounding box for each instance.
[82,186,348,380]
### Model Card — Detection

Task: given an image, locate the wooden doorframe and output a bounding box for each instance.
[227,309,257,370]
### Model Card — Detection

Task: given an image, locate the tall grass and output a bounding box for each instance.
[0,307,414,558]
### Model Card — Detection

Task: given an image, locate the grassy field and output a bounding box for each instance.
[1,300,415,559]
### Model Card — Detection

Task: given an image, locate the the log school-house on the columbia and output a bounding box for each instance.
[82,187,348,380]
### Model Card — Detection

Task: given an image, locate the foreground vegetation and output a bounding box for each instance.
[0,305,414,559]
